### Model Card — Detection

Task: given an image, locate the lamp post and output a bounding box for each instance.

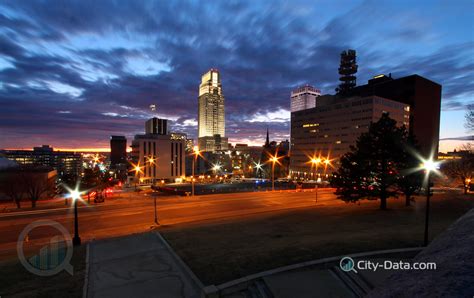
[254,161,262,177]
[131,163,142,190]
[270,156,279,191]
[148,156,155,185]
[154,192,159,225]
[192,146,200,197]
[421,159,439,246]
[213,164,221,176]
[70,190,82,246]
[310,157,321,203]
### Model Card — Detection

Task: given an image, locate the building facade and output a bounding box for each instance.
[110,136,127,165]
[146,118,168,135]
[197,135,229,152]
[346,74,442,157]
[198,69,227,151]
[290,95,410,178]
[1,145,82,178]
[291,84,321,112]
[130,119,185,183]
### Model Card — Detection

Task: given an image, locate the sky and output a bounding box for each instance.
[0,0,473,152]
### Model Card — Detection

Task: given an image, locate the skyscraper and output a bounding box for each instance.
[290,84,321,112]
[110,136,127,165]
[198,69,227,151]
[145,118,168,135]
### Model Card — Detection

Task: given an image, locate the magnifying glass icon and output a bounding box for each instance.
[340,256,358,274]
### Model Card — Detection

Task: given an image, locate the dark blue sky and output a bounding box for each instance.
[0,0,473,151]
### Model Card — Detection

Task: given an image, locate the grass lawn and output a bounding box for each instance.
[161,191,474,285]
[0,245,86,298]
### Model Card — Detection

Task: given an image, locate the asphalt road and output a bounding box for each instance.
[0,188,339,261]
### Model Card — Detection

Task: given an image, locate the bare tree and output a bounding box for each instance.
[443,157,474,194]
[0,171,24,208]
[466,104,474,133]
[21,170,56,208]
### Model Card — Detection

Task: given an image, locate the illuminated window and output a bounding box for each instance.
[302,123,319,128]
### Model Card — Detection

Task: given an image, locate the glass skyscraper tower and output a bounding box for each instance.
[197,69,228,151]
[198,69,225,138]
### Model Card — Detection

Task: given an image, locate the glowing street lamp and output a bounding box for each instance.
[420,157,441,246]
[268,153,282,191]
[309,156,321,202]
[64,184,86,246]
[192,146,201,197]
[129,162,143,190]
[212,163,222,174]
[254,161,263,176]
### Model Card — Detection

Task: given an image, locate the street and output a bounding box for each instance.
[0,188,339,261]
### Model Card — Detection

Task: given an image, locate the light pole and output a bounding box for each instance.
[154,193,159,225]
[254,161,262,177]
[192,146,200,197]
[212,163,221,176]
[147,157,159,225]
[269,155,280,191]
[310,157,321,203]
[130,163,142,190]
[421,158,439,246]
[148,156,155,185]
[69,189,82,246]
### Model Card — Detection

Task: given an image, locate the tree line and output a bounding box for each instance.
[331,113,473,209]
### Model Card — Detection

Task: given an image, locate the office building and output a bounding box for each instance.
[145,118,168,135]
[290,95,410,178]
[345,74,442,157]
[130,119,185,183]
[198,135,229,152]
[110,136,127,165]
[291,85,321,112]
[198,69,227,151]
[1,145,82,178]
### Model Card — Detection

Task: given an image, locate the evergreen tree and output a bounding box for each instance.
[332,113,409,209]
[396,135,423,206]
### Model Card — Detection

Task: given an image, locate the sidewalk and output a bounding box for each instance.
[86,232,203,298]
[208,248,422,298]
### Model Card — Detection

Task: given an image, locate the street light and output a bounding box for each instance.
[254,161,263,177]
[268,152,282,191]
[64,184,85,247]
[420,157,441,246]
[129,162,143,190]
[310,156,321,203]
[212,163,221,175]
[147,156,155,185]
[192,146,201,197]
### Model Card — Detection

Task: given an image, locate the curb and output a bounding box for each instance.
[154,232,205,290]
[206,246,424,296]
[82,242,90,298]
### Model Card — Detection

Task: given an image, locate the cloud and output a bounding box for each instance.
[0,0,472,149]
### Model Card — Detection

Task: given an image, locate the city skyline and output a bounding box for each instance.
[0,1,473,152]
